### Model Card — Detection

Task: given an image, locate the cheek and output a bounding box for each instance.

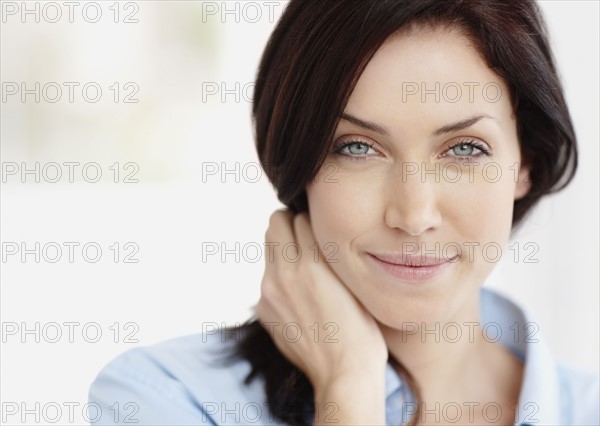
[306,176,378,247]
[443,173,516,274]
[306,174,383,289]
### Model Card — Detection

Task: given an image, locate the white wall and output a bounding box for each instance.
[1,1,597,424]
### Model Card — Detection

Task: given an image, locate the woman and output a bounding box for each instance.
[89,1,599,425]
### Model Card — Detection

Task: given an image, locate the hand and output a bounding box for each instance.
[255,209,389,392]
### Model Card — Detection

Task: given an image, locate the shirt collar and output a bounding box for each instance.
[384,286,562,426]
[385,360,403,400]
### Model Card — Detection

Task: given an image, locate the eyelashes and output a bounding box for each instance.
[441,139,491,158]
[332,140,377,160]
[331,138,492,162]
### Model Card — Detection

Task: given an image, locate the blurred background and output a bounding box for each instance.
[1,1,598,424]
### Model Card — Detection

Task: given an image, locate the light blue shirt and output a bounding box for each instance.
[88,287,599,425]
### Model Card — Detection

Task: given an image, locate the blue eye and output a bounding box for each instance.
[332,140,377,160]
[444,139,491,161]
[453,144,476,156]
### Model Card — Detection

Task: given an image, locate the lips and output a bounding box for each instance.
[366,252,458,283]
[367,252,458,267]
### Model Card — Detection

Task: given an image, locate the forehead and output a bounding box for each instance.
[343,26,514,134]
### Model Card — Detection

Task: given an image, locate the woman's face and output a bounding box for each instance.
[305,26,531,328]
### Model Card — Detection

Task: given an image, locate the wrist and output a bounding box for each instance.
[313,359,387,392]
[313,366,387,425]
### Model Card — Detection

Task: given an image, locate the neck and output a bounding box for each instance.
[379,290,523,406]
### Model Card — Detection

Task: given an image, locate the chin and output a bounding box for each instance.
[354,269,483,329]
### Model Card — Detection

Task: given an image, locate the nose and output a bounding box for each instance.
[384,165,443,236]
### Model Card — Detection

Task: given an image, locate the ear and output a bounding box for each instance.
[514,161,531,201]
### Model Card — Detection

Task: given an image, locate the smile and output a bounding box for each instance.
[366,253,459,282]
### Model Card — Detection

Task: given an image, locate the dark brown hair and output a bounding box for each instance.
[216,1,578,425]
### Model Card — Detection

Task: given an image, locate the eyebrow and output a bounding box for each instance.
[340,112,496,136]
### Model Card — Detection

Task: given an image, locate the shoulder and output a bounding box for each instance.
[556,363,599,426]
[480,288,599,425]
[89,330,280,425]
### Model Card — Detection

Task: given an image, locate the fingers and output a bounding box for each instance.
[259,208,301,317]
[266,208,296,254]
[263,209,295,274]
[266,208,328,274]
[293,211,326,265]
